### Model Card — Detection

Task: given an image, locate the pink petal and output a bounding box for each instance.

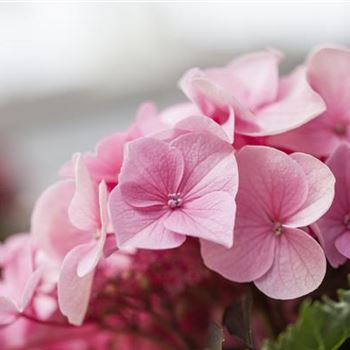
[180,68,246,142]
[58,244,94,326]
[335,231,350,259]
[200,222,276,282]
[266,115,339,157]
[164,191,235,247]
[254,227,326,300]
[119,138,184,208]
[206,49,282,110]
[68,154,100,231]
[0,297,18,325]
[307,47,350,117]
[19,267,43,312]
[109,188,186,249]
[238,67,326,136]
[77,181,108,277]
[316,144,350,267]
[60,132,126,184]
[174,115,232,143]
[284,153,335,227]
[160,102,201,126]
[313,222,347,268]
[170,132,238,199]
[235,146,308,222]
[31,180,89,262]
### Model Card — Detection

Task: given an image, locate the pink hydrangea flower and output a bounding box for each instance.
[162,49,325,141]
[60,102,164,187]
[57,155,109,326]
[268,47,350,157]
[315,143,350,267]
[201,146,335,299]
[0,234,42,325]
[109,121,238,250]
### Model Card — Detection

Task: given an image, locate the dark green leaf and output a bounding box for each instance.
[263,284,350,350]
[223,291,254,349]
[206,323,224,350]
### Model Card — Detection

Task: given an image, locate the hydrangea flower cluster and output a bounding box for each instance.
[1,46,350,349]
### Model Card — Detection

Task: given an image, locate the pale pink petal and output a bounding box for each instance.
[109,188,186,249]
[238,67,326,136]
[60,133,126,184]
[160,102,201,126]
[77,181,108,277]
[284,153,335,227]
[307,47,350,116]
[180,68,251,141]
[31,180,89,262]
[68,154,99,231]
[119,138,184,208]
[0,297,18,325]
[235,146,308,222]
[206,49,282,110]
[164,191,235,247]
[170,132,237,199]
[19,267,43,312]
[174,115,231,143]
[58,244,94,326]
[254,228,326,300]
[200,223,276,282]
[266,115,339,157]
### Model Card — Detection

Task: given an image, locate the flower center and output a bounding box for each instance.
[273,222,283,236]
[334,123,347,136]
[344,214,350,229]
[167,193,183,209]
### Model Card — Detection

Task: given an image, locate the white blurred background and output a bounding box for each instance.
[0,2,349,232]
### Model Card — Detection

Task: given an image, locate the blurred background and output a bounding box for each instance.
[0,2,349,234]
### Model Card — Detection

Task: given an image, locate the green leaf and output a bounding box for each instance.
[206,323,224,350]
[223,291,254,349]
[263,286,350,350]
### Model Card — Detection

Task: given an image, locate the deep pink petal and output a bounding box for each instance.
[335,231,350,259]
[254,228,326,300]
[170,132,237,199]
[313,222,347,268]
[200,223,275,282]
[58,244,94,326]
[235,146,308,223]
[284,153,335,227]
[119,138,184,208]
[31,180,89,262]
[68,154,99,231]
[164,191,235,247]
[316,144,350,266]
[238,67,326,136]
[109,188,185,249]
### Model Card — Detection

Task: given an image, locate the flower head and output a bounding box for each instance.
[201,146,335,299]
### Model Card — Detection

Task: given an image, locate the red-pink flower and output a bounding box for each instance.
[201,146,334,299]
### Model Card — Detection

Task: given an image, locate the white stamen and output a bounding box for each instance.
[167,193,183,209]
